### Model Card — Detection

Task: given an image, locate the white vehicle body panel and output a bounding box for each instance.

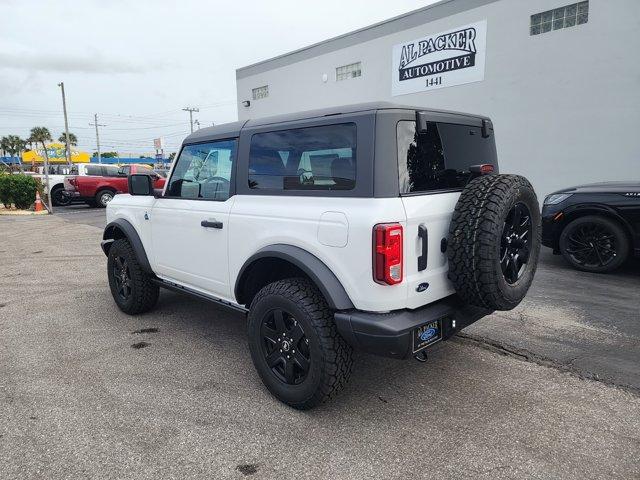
[400,192,459,310]
[151,197,235,300]
[228,195,416,312]
[107,193,459,313]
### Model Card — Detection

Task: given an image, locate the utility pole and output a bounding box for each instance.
[182,107,199,133]
[41,145,54,213]
[57,82,72,167]
[89,114,106,164]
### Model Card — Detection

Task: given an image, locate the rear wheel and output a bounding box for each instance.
[95,189,115,208]
[559,216,628,273]
[247,278,353,410]
[107,239,159,314]
[51,186,71,206]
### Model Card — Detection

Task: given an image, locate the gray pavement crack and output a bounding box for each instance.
[454,333,640,397]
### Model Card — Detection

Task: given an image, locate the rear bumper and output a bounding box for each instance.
[334,295,492,359]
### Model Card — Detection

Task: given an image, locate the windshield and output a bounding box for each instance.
[397,120,497,194]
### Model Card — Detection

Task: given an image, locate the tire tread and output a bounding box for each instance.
[249,278,353,409]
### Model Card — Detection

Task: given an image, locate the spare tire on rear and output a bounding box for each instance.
[447,174,541,311]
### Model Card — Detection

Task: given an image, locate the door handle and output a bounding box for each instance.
[201,220,223,229]
[418,224,428,271]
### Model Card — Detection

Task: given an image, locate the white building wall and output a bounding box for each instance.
[236,0,640,198]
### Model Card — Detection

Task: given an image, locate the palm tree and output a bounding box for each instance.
[58,132,78,145]
[29,127,54,211]
[1,135,27,171]
[57,132,77,166]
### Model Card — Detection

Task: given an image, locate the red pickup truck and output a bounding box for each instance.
[64,164,166,207]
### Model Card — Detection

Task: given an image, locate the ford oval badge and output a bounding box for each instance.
[416,282,429,292]
[420,327,437,341]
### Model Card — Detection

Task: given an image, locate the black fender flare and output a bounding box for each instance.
[101,219,152,274]
[561,203,635,240]
[234,244,354,310]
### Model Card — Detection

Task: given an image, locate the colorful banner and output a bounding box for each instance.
[22,143,91,164]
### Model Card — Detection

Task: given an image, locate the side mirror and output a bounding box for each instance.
[416,111,429,134]
[128,174,154,196]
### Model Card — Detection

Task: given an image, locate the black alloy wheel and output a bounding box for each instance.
[565,223,617,268]
[52,187,71,206]
[260,308,310,385]
[247,278,353,409]
[500,202,533,284]
[559,216,629,273]
[112,255,132,301]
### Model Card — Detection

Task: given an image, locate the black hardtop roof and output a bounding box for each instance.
[183,102,489,144]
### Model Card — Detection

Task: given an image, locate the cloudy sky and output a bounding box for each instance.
[0,0,436,156]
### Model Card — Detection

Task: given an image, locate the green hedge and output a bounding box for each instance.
[0,173,39,209]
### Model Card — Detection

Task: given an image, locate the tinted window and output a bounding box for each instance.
[397,120,497,194]
[248,123,356,191]
[85,165,102,176]
[166,140,236,201]
[103,166,120,177]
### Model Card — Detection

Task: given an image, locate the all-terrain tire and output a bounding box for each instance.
[247,278,353,410]
[95,189,115,208]
[447,174,541,311]
[559,215,629,273]
[107,239,159,315]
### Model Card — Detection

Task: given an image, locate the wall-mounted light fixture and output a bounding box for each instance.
[242,100,251,107]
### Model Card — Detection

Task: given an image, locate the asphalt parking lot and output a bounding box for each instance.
[1,211,639,479]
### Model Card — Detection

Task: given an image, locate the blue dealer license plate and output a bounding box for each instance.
[412,319,443,353]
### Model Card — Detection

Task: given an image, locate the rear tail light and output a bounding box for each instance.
[469,164,495,175]
[64,176,77,190]
[373,223,403,285]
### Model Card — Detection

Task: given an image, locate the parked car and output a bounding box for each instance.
[542,181,640,272]
[100,102,541,409]
[64,164,165,207]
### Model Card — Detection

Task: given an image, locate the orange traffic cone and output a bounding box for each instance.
[34,191,43,212]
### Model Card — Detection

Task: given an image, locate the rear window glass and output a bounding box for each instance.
[397,120,497,194]
[248,123,356,191]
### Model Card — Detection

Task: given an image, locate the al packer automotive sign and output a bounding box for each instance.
[392,20,487,96]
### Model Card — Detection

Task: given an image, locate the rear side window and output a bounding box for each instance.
[397,120,497,194]
[85,165,102,176]
[103,166,120,177]
[248,123,356,191]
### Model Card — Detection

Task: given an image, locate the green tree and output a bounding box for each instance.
[168,152,176,161]
[1,135,27,171]
[93,151,118,158]
[58,132,78,145]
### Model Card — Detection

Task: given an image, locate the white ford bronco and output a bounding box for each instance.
[102,102,541,409]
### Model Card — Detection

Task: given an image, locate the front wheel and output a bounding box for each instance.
[107,239,159,314]
[247,278,353,410]
[559,216,629,273]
